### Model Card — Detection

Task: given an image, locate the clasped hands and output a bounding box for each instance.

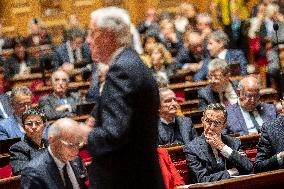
[205,131,225,151]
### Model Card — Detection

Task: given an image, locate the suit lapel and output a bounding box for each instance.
[46,152,65,189]
[198,135,216,167]
[70,159,88,189]
[235,104,249,134]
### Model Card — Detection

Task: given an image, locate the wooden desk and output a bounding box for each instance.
[0,175,21,189]
[180,169,284,189]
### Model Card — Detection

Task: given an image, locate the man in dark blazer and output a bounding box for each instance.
[80,7,165,189]
[21,118,88,189]
[193,30,248,82]
[158,88,197,145]
[53,28,92,70]
[184,103,252,183]
[198,59,239,110]
[225,76,277,136]
[254,110,284,173]
[39,70,81,120]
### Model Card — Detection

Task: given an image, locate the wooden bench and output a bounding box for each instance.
[0,175,21,189]
[178,169,284,189]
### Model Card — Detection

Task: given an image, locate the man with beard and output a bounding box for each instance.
[39,70,81,120]
[158,88,197,145]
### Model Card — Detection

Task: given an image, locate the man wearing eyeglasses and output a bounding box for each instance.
[184,103,252,183]
[21,118,88,189]
[198,58,239,110]
[224,76,277,136]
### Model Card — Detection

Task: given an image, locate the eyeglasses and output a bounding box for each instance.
[204,117,224,126]
[242,92,260,99]
[24,120,43,127]
[60,139,80,149]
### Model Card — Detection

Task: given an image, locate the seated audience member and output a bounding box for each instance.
[137,8,160,35]
[25,17,52,47]
[158,147,185,189]
[254,100,284,173]
[151,43,173,83]
[39,70,81,120]
[159,20,183,57]
[9,107,48,175]
[0,87,32,140]
[0,93,13,120]
[193,30,248,82]
[53,28,92,72]
[21,118,88,189]
[0,22,13,51]
[3,36,37,79]
[174,3,196,33]
[195,13,213,41]
[85,63,109,102]
[225,76,277,136]
[184,103,252,183]
[158,88,197,145]
[63,14,86,43]
[198,59,238,110]
[172,31,206,73]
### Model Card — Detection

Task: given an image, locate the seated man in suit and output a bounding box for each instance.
[3,36,37,80]
[9,107,48,175]
[53,28,92,74]
[193,30,248,82]
[21,117,88,189]
[184,103,252,183]
[39,70,81,120]
[198,59,238,110]
[254,100,284,173]
[225,76,277,136]
[0,86,32,140]
[158,88,197,145]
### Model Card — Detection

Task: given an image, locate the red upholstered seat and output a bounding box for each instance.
[173,160,189,184]
[0,165,13,179]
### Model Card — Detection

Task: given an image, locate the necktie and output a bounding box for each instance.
[222,92,230,107]
[249,112,260,132]
[63,164,74,189]
[73,50,77,63]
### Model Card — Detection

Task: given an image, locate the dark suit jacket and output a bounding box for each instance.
[9,136,48,175]
[193,49,248,82]
[198,80,238,110]
[39,92,81,120]
[184,134,252,183]
[224,103,277,136]
[21,150,88,189]
[254,116,284,173]
[158,116,197,145]
[88,47,165,189]
[3,53,37,79]
[52,42,92,69]
[0,94,13,119]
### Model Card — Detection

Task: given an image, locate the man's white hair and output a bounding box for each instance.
[91,7,132,47]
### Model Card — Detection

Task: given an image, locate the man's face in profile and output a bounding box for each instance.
[160,90,178,117]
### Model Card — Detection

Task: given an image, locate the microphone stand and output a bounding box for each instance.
[273,22,284,99]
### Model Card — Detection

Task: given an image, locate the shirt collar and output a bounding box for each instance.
[48,146,65,170]
[160,117,176,125]
[217,49,227,59]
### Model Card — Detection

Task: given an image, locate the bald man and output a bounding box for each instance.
[224,76,277,136]
[21,118,88,189]
[39,70,81,120]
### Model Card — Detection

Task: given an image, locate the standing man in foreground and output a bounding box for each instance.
[82,7,165,189]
